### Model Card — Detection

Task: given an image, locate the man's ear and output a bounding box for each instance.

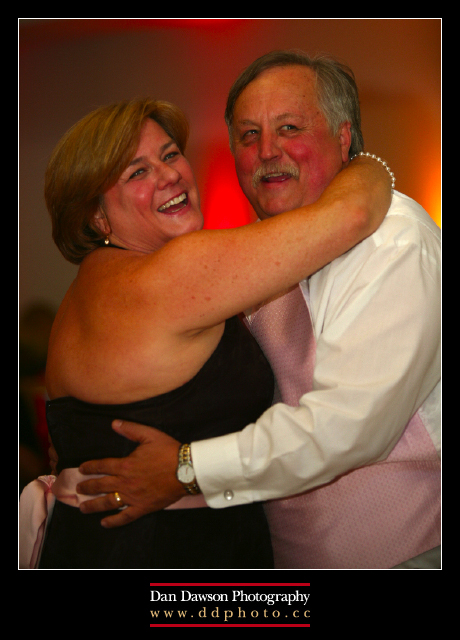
[338,121,352,163]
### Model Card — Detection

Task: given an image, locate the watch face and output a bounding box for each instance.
[178,464,195,484]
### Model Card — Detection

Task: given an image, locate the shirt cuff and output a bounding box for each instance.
[191,432,255,508]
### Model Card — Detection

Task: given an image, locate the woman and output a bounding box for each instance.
[28,98,390,568]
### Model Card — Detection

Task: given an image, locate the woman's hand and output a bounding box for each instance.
[325,152,394,238]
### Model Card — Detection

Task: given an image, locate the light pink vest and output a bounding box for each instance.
[248,285,441,569]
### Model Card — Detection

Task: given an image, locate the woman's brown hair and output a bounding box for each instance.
[45,98,189,264]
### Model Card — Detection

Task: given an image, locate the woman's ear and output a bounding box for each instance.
[92,205,111,236]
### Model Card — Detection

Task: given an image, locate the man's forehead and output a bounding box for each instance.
[245,64,315,91]
[233,65,319,121]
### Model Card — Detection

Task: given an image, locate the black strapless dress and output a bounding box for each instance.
[39,316,274,568]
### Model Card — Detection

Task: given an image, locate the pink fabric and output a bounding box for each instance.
[249,285,316,407]
[165,494,208,509]
[19,468,208,569]
[19,475,56,569]
[249,285,441,568]
[52,468,106,506]
[19,470,104,569]
[51,468,207,508]
[264,412,441,568]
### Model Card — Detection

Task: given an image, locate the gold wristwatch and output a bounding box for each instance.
[176,443,201,495]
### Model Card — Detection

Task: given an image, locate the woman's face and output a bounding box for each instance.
[96,118,203,251]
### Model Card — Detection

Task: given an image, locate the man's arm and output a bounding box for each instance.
[194,196,441,507]
[78,195,440,525]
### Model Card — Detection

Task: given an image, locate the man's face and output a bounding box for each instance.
[231,65,351,219]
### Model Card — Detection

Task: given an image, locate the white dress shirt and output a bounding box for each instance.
[192,191,441,514]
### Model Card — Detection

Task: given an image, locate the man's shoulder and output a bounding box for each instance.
[377,191,441,246]
[306,191,440,292]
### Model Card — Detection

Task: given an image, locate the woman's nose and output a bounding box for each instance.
[157,163,181,189]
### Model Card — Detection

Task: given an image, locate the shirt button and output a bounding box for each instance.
[224,490,234,501]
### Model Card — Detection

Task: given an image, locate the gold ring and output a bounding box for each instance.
[113,492,124,508]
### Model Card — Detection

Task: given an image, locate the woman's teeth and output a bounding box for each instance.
[158,193,187,212]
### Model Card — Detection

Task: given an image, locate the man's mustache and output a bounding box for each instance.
[252,163,300,188]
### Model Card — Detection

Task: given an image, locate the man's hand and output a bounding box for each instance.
[76,420,187,528]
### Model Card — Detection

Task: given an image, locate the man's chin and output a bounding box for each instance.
[255,192,321,219]
[257,210,283,220]
[256,201,302,220]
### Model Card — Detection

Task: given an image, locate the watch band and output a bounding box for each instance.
[177,443,201,495]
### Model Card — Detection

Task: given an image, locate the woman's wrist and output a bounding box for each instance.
[350,151,395,189]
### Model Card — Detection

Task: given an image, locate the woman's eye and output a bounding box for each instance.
[163,146,182,162]
[164,151,179,161]
[129,167,146,179]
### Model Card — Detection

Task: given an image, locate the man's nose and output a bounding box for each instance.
[258,130,282,161]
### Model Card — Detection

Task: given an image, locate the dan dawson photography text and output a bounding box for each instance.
[149,587,311,626]
[151,589,310,606]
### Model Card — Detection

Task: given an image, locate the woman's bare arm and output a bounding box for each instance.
[138,155,392,332]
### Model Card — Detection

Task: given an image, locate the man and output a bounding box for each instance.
[77,51,441,569]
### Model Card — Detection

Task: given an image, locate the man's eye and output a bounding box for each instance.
[241,129,258,140]
[281,124,298,131]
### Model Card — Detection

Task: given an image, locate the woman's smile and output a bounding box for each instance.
[158,191,189,213]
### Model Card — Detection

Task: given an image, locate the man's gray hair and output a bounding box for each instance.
[225,49,364,158]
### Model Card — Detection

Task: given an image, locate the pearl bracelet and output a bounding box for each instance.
[350,151,395,189]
